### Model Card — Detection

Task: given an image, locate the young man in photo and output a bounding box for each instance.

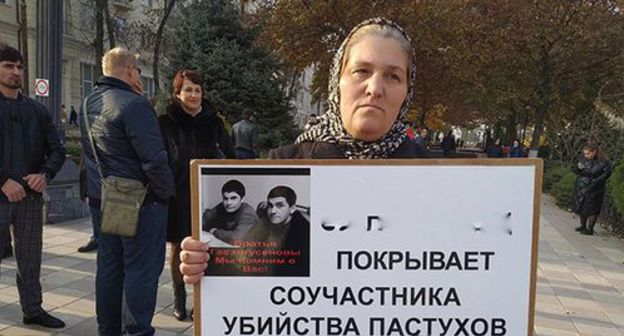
[202,179,258,244]
[244,185,310,275]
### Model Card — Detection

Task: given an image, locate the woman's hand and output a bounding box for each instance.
[179,236,210,285]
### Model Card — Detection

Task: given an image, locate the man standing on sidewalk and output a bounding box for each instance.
[83,47,174,335]
[232,108,259,159]
[0,44,66,328]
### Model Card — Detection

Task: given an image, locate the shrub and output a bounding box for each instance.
[607,162,624,219]
[551,169,576,210]
[543,162,570,193]
[65,142,82,164]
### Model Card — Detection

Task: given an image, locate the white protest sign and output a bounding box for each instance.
[191,160,541,336]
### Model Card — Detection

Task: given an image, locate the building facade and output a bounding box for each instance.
[0,0,156,111]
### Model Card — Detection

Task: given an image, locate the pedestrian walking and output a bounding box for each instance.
[69,105,78,126]
[486,138,504,158]
[442,130,456,157]
[415,127,428,148]
[508,139,525,158]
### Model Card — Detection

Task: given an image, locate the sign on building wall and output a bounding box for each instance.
[190,160,542,336]
[34,78,49,97]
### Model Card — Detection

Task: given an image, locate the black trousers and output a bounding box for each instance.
[0,197,44,317]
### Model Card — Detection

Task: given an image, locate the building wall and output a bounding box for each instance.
[292,66,322,127]
[0,0,154,111]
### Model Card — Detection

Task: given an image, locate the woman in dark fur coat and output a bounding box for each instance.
[159,70,234,320]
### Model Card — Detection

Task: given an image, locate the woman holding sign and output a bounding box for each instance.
[179,18,427,284]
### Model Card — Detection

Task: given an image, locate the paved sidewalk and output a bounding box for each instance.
[535,195,624,336]
[0,219,194,336]
[0,194,623,335]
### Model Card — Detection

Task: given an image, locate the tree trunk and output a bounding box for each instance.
[504,109,517,145]
[153,0,177,95]
[529,43,552,157]
[104,0,115,48]
[94,0,105,80]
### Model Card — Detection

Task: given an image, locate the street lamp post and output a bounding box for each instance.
[36,0,63,129]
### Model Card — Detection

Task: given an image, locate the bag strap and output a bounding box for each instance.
[82,96,104,179]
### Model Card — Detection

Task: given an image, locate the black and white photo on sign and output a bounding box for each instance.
[198,168,311,277]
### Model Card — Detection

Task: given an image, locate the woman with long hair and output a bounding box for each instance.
[572,144,612,235]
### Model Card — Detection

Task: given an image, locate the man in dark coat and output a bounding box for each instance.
[442,130,456,157]
[203,180,258,244]
[83,47,174,335]
[0,44,66,328]
[231,108,259,159]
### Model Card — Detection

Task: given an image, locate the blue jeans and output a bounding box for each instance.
[96,201,167,336]
[90,203,101,243]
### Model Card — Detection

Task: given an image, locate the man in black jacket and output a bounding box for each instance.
[82,47,174,335]
[0,44,66,328]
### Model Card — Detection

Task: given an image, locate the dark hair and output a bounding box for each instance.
[242,108,255,119]
[171,69,203,96]
[267,186,297,206]
[222,180,245,198]
[0,44,23,63]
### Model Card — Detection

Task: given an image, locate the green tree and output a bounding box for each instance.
[166,0,298,151]
[258,0,624,150]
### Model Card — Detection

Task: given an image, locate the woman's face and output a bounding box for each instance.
[339,35,409,141]
[176,79,203,113]
[583,149,596,160]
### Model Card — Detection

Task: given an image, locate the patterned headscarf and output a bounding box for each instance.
[295,18,416,159]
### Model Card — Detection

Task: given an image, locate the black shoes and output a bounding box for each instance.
[173,284,187,321]
[23,310,66,329]
[574,226,585,232]
[77,239,98,253]
[1,246,12,259]
[580,228,594,235]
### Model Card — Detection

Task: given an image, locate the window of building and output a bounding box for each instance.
[141,76,155,98]
[63,0,72,35]
[81,63,95,100]
[78,3,96,32]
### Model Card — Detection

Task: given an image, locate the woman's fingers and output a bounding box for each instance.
[181,236,209,252]
[179,236,210,284]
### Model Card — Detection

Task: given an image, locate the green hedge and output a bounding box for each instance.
[543,162,571,193]
[551,169,576,209]
[607,162,624,218]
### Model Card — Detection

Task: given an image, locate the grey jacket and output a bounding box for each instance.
[231,119,258,152]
